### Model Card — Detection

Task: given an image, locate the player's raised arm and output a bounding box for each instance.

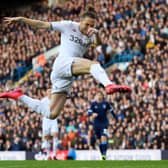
[4,17,51,29]
[87,27,102,46]
[94,30,102,45]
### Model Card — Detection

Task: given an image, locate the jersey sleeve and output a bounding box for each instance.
[50,20,72,33]
[88,103,95,116]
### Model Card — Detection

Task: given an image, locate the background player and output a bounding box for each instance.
[88,91,117,160]
[1,6,131,120]
[41,89,59,159]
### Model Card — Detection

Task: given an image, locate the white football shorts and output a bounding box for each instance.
[42,117,58,136]
[50,56,75,93]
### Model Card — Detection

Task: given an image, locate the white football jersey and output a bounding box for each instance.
[50,20,94,58]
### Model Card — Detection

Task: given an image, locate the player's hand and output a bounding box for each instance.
[92,113,98,118]
[87,27,98,37]
[4,17,22,25]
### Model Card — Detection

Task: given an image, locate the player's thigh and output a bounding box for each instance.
[50,93,67,111]
[51,121,59,137]
[72,58,98,75]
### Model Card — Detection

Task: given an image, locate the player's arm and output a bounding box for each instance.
[93,31,102,46]
[108,103,118,122]
[4,17,51,29]
[88,108,94,116]
[88,109,98,118]
[87,28,102,46]
[88,103,98,118]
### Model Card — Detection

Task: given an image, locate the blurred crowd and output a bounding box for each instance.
[0,0,168,151]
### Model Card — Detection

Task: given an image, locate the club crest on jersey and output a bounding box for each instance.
[94,105,98,109]
[103,104,107,109]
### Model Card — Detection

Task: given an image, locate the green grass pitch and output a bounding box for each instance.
[0,161,168,168]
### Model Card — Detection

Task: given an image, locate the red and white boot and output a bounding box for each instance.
[105,84,131,94]
[0,88,23,100]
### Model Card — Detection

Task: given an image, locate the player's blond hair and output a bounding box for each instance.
[81,5,97,20]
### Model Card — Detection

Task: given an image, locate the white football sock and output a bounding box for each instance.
[42,140,51,151]
[53,138,58,151]
[90,64,112,86]
[19,95,50,118]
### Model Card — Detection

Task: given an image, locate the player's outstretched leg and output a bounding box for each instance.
[72,58,132,94]
[0,88,50,118]
[0,88,67,119]
[90,64,131,94]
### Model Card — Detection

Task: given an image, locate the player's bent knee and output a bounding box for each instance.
[49,113,57,120]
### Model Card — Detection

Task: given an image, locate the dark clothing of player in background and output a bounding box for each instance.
[88,100,116,160]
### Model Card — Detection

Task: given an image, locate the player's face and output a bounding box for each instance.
[79,17,96,36]
[96,92,103,102]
